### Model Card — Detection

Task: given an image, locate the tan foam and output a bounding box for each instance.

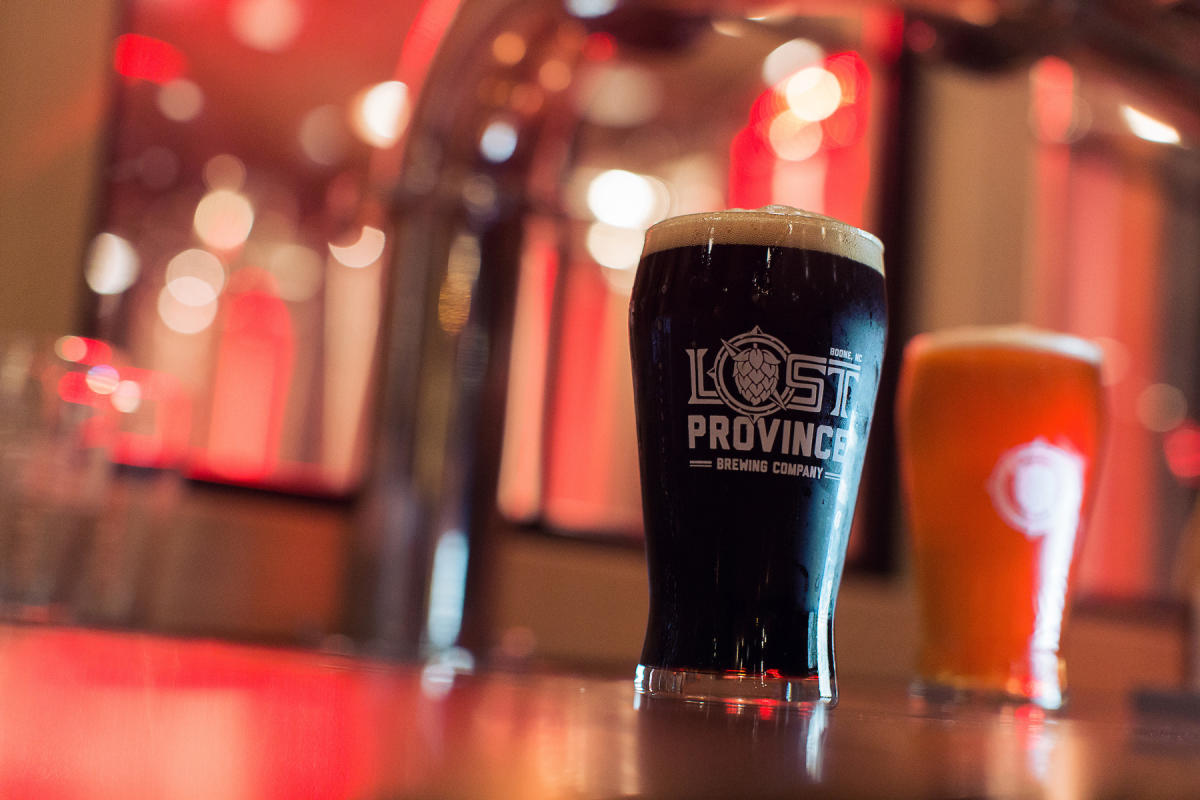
[641,205,884,275]
[907,324,1104,365]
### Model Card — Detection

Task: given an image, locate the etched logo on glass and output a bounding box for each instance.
[682,326,866,480]
[987,438,1084,539]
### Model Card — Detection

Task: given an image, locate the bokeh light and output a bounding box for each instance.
[166,250,225,293]
[85,365,121,396]
[166,249,226,306]
[267,243,324,302]
[509,83,544,115]
[55,336,89,364]
[157,79,204,122]
[586,221,644,272]
[583,32,616,61]
[762,39,823,87]
[54,336,111,366]
[565,0,618,18]
[194,189,255,250]
[1137,383,1187,432]
[157,286,218,334]
[586,169,666,229]
[958,0,1000,26]
[479,119,519,163]
[204,154,247,190]
[352,81,411,148]
[573,64,662,127]
[1030,57,1088,144]
[1164,421,1200,481]
[167,275,220,307]
[299,105,350,166]
[538,60,572,92]
[1121,105,1180,145]
[111,379,143,414]
[228,0,304,52]
[462,174,499,217]
[113,34,186,84]
[492,32,527,65]
[785,67,842,122]
[85,232,140,296]
[768,111,824,161]
[328,226,386,268]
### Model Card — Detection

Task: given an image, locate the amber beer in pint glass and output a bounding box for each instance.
[897,326,1105,709]
[628,206,887,705]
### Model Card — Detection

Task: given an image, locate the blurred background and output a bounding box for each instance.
[2,0,1198,690]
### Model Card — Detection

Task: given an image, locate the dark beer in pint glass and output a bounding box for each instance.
[628,206,887,705]
[897,326,1105,710]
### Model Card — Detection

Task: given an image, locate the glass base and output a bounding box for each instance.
[909,678,1064,711]
[635,665,834,706]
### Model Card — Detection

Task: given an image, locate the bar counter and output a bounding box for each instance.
[2,623,1199,798]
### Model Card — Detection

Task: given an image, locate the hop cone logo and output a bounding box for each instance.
[732,344,780,405]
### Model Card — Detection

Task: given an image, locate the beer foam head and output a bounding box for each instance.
[642,205,884,275]
[908,324,1104,365]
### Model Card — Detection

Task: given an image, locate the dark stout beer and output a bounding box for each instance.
[629,206,886,704]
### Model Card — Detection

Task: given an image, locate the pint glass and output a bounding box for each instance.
[628,206,887,705]
[897,326,1106,709]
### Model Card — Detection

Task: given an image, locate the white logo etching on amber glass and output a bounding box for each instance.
[987,437,1086,707]
[987,438,1084,540]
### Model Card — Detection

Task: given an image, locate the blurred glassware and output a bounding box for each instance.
[0,335,118,620]
[897,327,1107,709]
[0,334,188,626]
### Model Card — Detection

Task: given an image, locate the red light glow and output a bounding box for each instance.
[824,53,864,104]
[55,336,113,366]
[1164,422,1200,482]
[820,52,868,149]
[497,221,559,521]
[0,628,375,799]
[1012,703,1046,723]
[747,86,788,132]
[55,335,88,363]
[584,33,617,62]
[58,372,101,407]
[728,124,775,210]
[822,105,861,148]
[112,34,187,85]
[728,51,871,216]
[201,269,295,484]
[110,367,192,470]
[396,0,461,100]
[1031,57,1078,143]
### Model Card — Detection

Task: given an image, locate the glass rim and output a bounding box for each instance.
[641,205,884,275]
[904,324,1104,365]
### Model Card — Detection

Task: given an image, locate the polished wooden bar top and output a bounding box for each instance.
[2,623,1199,799]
